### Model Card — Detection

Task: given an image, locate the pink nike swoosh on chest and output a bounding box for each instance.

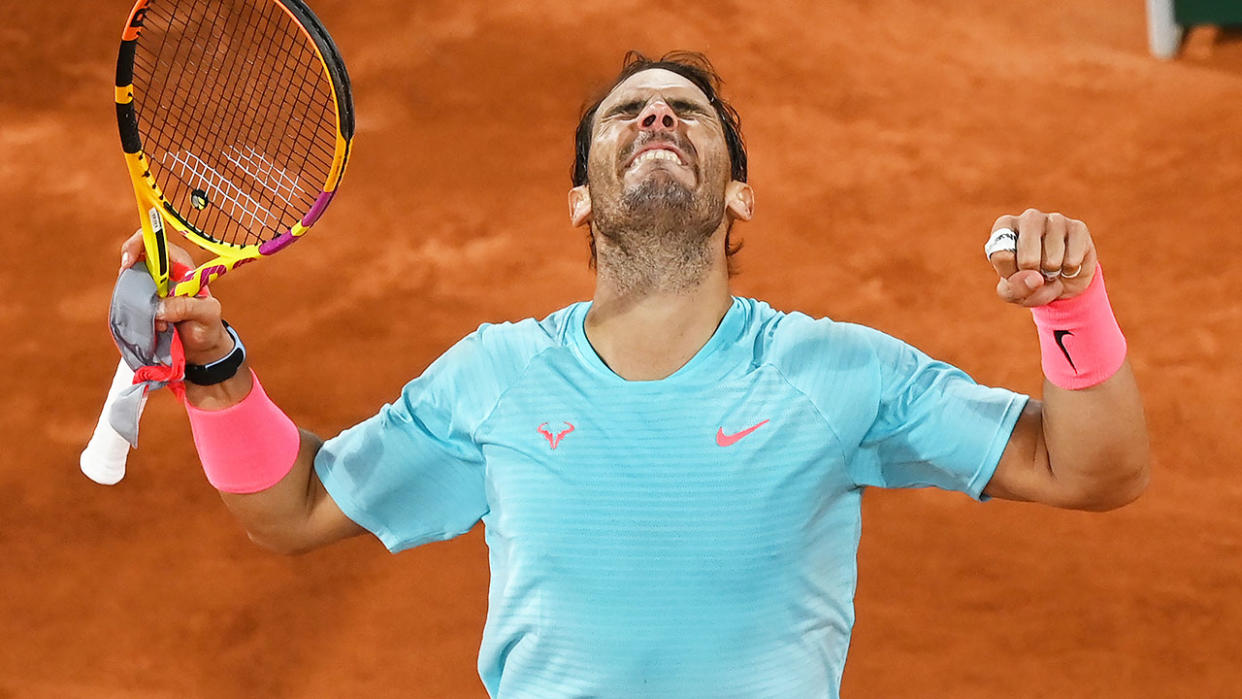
[716,419,770,447]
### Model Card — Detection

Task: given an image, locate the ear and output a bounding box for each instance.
[568,185,593,227]
[725,181,754,222]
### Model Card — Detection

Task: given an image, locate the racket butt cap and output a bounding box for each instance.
[80,454,127,486]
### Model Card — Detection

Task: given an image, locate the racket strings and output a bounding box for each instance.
[130,0,339,248]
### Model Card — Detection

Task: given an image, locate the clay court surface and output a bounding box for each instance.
[3,0,1242,696]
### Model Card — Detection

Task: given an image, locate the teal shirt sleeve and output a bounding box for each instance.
[764,310,1027,501]
[314,328,504,552]
[849,324,1028,500]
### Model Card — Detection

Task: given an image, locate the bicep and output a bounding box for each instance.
[982,399,1058,505]
[296,431,366,549]
[304,469,367,546]
[220,430,365,554]
[982,366,1149,510]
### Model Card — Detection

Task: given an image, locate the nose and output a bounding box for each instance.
[637,100,678,132]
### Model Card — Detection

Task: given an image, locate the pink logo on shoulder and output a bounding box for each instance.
[537,422,575,450]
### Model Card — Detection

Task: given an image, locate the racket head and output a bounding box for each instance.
[115,0,355,297]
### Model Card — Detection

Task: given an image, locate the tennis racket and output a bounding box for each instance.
[80,0,355,485]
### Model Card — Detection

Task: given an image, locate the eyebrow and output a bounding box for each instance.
[600,99,645,120]
[599,95,716,121]
[668,98,713,117]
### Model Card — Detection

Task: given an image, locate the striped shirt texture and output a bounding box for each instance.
[315,296,1028,698]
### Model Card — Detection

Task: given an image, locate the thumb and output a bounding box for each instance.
[155,294,221,326]
[996,270,1044,303]
[156,295,233,364]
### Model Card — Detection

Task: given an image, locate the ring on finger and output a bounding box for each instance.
[1060,265,1082,279]
[984,228,1018,259]
[1041,268,1062,279]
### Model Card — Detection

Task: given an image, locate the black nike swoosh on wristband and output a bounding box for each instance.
[1053,330,1078,373]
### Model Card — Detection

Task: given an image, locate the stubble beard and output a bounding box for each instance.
[591,173,725,296]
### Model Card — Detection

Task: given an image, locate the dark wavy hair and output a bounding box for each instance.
[572,51,749,271]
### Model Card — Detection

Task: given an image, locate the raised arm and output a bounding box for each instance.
[980,210,1150,510]
[120,231,364,553]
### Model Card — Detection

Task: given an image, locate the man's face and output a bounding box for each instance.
[567,67,753,292]
[584,68,732,216]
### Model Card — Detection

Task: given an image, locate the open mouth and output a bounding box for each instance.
[625,144,687,171]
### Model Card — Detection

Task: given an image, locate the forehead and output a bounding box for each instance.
[600,68,712,108]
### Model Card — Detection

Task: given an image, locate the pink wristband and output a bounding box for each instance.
[1030,265,1127,390]
[186,370,300,493]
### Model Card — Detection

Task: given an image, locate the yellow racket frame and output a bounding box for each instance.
[115,0,353,298]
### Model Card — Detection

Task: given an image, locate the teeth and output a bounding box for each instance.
[631,148,683,167]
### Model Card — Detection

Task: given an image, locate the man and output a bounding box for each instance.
[126,51,1148,697]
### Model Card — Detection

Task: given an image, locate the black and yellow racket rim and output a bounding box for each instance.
[114,0,354,296]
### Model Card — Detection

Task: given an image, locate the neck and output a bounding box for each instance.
[585,230,732,381]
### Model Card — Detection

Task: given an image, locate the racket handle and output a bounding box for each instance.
[80,359,145,485]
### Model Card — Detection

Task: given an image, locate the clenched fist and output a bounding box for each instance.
[985,208,1098,308]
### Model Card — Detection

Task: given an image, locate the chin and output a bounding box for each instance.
[623,175,694,208]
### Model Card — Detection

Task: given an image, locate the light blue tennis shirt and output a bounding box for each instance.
[315,296,1027,698]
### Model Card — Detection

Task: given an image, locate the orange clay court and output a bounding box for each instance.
[2,1,1241,696]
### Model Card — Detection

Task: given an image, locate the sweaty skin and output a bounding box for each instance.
[585,69,732,287]
[568,69,753,381]
[117,65,1146,556]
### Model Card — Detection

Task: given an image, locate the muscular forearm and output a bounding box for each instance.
[217,430,328,554]
[1039,361,1149,510]
[185,361,344,553]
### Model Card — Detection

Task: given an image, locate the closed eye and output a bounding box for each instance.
[601,100,645,120]
[668,99,713,119]
[601,98,714,121]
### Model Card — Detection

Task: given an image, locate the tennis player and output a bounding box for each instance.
[126,51,1149,697]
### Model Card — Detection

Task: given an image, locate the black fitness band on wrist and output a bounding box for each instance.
[185,320,246,386]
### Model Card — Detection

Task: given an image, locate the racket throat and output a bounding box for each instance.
[141,204,170,297]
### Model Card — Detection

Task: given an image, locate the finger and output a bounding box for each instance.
[1021,277,1063,307]
[996,270,1045,303]
[1062,218,1092,276]
[1041,212,1068,278]
[989,250,1018,280]
[988,215,1020,278]
[167,243,195,271]
[118,229,146,273]
[119,227,195,276]
[999,273,1067,307]
[1015,208,1045,273]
